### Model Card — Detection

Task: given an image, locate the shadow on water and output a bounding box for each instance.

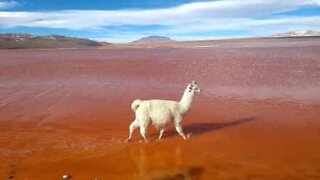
[164,117,256,138]
[156,166,204,180]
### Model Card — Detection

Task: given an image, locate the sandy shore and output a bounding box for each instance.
[0,38,320,179]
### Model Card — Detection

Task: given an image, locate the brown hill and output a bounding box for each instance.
[0,34,104,49]
[273,30,320,37]
[131,36,174,43]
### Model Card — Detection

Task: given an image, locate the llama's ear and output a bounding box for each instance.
[191,81,197,85]
[188,84,192,92]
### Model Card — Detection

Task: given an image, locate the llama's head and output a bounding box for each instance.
[187,81,201,94]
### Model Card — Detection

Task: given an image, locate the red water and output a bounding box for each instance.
[0,42,320,179]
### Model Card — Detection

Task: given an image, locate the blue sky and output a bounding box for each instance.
[0,0,320,43]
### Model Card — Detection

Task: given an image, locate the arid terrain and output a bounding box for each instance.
[0,37,320,179]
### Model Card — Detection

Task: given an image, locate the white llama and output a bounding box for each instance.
[126,81,201,142]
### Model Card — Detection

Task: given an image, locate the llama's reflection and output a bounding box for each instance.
[129,145,203,180]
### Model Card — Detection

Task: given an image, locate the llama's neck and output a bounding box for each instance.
[179,89,194,116]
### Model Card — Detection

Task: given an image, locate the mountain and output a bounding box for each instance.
[273,30,320,37]
[132,36,174,43]
[0,34,104,49]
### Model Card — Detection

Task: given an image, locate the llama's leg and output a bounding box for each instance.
[174,115,189,140]
[140,125,149,143]
[174,121,189,140]
[125,119,139,142]
[136,113,150,143]
[158,129,165,140]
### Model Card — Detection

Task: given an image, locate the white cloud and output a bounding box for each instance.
[1,0,320,29]
[93,15,320,42]
[161,16,320,35]
[0,0,18,9]
[0,0,320,42]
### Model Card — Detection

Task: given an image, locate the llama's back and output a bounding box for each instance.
[136,99,179,128]
[141,99,179,112]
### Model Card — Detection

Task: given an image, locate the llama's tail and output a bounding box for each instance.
[131,99,142,112]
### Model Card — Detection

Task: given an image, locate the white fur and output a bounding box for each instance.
[126,81,201,142]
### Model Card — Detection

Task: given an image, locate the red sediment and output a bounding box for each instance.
[0,40,320,179]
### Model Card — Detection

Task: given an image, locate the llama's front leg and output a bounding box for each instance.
[158,129,165,140]
[174,121,190,140]
[125,119,139,142]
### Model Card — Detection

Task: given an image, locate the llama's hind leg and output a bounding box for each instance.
[125,119,139,142]
[137,114,150,143]
[158,128,165,140]
[140,125,149,143]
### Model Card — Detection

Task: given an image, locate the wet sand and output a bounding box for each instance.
[0,38,320,179]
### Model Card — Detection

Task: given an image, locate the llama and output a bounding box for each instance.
[126,81,201,142]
